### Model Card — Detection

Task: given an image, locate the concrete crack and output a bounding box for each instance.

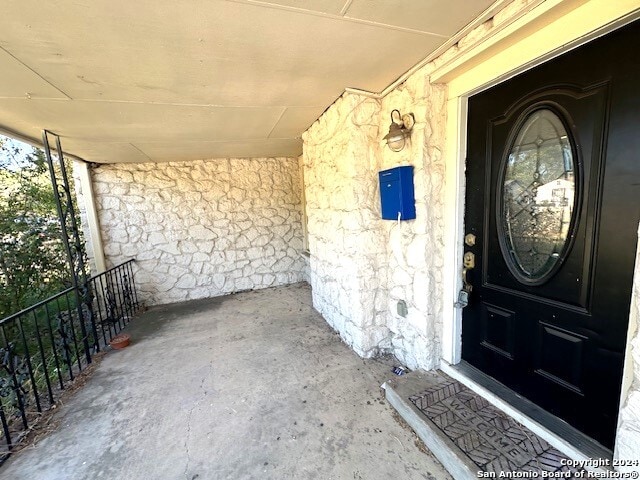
[184,403,195,479]
[184,365,211,479]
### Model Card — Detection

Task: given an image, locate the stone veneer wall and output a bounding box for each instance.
[378,76,448,370]
[302,73,447,367]
[615,226,640,471]
[303,95,390,357]
[90,158,305,306]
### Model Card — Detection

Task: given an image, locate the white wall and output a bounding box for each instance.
[90,157,306,306]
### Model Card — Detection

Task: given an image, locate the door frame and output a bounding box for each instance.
[437,0,640,452]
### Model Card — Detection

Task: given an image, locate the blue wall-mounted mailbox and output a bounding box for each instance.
[378,166,416,220]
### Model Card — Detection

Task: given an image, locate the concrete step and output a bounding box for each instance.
[383,371,479,480]
[382,369,611,479]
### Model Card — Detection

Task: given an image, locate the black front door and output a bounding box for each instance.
[462,21,640,449]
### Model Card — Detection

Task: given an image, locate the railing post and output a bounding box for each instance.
[42,131,96,364]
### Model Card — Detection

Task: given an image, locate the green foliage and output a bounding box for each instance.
[0,136,71,318]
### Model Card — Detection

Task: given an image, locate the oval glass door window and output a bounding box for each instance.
[501,108,577,283]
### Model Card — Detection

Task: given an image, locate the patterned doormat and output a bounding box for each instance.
[408,373,585,477]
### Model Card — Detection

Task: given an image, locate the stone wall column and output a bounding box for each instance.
[303,94,391,358]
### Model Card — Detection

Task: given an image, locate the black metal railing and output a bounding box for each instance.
[0,259,141,463]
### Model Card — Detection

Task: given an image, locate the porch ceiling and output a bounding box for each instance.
[0,0,496,163]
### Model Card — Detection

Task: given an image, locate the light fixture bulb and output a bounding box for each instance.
[386,134,405,152]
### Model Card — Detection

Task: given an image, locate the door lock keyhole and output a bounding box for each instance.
[463,252,475,269]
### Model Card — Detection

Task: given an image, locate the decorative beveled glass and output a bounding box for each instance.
[501,108,576,283]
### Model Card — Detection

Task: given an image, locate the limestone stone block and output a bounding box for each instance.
[158,242,181,255]
[154,276,178,293]
[101,196,121,211]
[175,254,194,267]
[148,232,166,246]
[176,274,197,289]
[274,256,294,272]
[155,264,169,274]
[235,277,253,291]
[246,247,263,261]
[180,241,198,254]
[212,274,226,289]
[196,241,215,254]
[235,235,250,249]
[229,187,245,202]
[192,252,209,262]
[187,287,213,300]
[103,243,121,257]
[245,229,260,242]
[121,244,138,257]
[147,175,176,190]
[191,262,203,275]
[136,249,162,261]
[188,225,216,241]
[253,234,272,247]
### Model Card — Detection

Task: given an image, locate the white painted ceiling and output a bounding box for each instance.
[0,0,496,163]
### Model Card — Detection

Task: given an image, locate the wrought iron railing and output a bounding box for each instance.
[0,259,141,463]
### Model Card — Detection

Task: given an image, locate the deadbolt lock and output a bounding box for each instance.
[459,251,476,303]
[463,251,475,269]
[464,233,476,247]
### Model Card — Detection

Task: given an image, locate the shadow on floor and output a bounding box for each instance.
[1,283,450,480]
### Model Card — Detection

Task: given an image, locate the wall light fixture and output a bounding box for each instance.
[383,109,415,152]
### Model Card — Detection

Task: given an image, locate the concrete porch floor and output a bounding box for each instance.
[1,283,450,480]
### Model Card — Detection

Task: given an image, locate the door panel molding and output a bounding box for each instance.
[481,283,590,315]
[479,303,516,360]
[534,322,587,396]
